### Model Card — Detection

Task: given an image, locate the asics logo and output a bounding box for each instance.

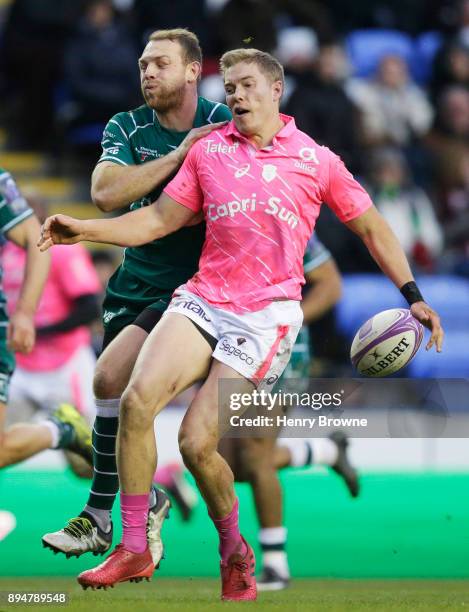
[235,163,251,178]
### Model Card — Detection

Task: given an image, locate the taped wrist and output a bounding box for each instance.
[400,281,424,306]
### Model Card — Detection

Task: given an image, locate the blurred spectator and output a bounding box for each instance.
[425,86,469,198]
[0,0,83,148]
[346,54,434,148]
[366,148,443,272]
[431,42,469,101]
[62,0,140,129]
[214,0,334,56]
[132,0,212,53]
[442,150,469,266]
[284,42,364,174]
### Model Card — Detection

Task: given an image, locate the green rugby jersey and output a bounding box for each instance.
[99,97,231,290]
[0,168,34,323]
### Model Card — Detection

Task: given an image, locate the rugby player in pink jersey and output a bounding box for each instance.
[39,48,444,601]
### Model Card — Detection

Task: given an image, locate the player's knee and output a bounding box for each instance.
[93,365,121,400]
[178,428,215,470]
[120,383,156,431]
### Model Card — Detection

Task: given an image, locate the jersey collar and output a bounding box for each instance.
[225,113,297,144]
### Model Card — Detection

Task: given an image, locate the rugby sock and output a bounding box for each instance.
[41,420,61,448]
[153,463,180,489]
[259,527,289,577]
[85,399,120,512]
[283,438,339,467]
[210,498,246,564]
[121,493,149,554]
[308,438,339,466]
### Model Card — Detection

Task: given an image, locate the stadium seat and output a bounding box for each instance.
[408,331,469,378]
[415,275,469,330]
[412,31,443,83]
[345,29,414,77]
[336,274,405,338]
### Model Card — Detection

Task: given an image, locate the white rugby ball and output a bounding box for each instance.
[351,308,424,377]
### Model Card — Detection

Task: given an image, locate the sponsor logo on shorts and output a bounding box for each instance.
[220,339,256,366]
[173,299,211,322]
[237,337,246,346]
[103,306,127,324]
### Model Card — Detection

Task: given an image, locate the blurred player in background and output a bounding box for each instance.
[38,48,442,601]
[42,28,230,563]
[3,192,101,477]
[220,237,358,591]
[0,169,91,472]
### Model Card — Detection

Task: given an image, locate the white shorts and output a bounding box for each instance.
[165,289,303,389]
[8,344,96,421]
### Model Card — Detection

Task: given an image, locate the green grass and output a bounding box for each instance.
[1,578,469,611]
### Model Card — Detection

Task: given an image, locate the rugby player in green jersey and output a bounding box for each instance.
[42,28,230,562]
[0,169,91,473]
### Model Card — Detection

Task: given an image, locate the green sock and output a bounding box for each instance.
[86,399,120,511]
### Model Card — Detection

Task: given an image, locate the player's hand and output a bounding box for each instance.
[410,301,444,352]
[174,121,228,164]
[7,310,35,353]
[37,215,85,251]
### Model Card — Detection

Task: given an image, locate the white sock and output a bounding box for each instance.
[149,487,157,507]
[42,420,60,449]
[309,438,339,466]
[95,398,121,417]
[83,506,112,532]
[281,439,310,467]
[259,527,289,578]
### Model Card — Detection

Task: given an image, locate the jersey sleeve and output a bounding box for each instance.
[303,236,332,273]
[208,102,232,123]
[53,245,102,299]
[163,142,204,212]
[0,169,33,236]
[323,152,373,222]
[97,113,134,166]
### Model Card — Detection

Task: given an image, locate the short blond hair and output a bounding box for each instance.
[148,28,202,65]
[220,48,284,86]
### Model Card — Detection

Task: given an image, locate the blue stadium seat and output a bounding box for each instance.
[412,31,443,83]
[345,29,414,77]
[408,331,469,378]
[68,123,106,146]
[416,275,469,330]
[336,274,405,338]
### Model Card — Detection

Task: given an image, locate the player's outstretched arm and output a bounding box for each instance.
[7,215,50,353]
[302,258,342,323]
[38,193,196,251]
[92,121,227,212]
[346,206,444,352]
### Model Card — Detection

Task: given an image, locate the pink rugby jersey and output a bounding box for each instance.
[4,243,101,371]
[164,114,372,313]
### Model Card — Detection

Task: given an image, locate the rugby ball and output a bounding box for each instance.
[351,308,424,377]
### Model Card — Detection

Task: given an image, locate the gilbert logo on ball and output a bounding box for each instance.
[350,308,424,377]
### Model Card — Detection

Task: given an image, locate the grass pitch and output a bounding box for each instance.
[1,578,469,611]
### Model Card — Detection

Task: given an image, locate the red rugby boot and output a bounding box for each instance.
[220,536,257,601]
[77,544,154,590]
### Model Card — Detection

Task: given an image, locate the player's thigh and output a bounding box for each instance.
[94,324,149,398]
[126,313,213,415]
[180,360,255,450]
